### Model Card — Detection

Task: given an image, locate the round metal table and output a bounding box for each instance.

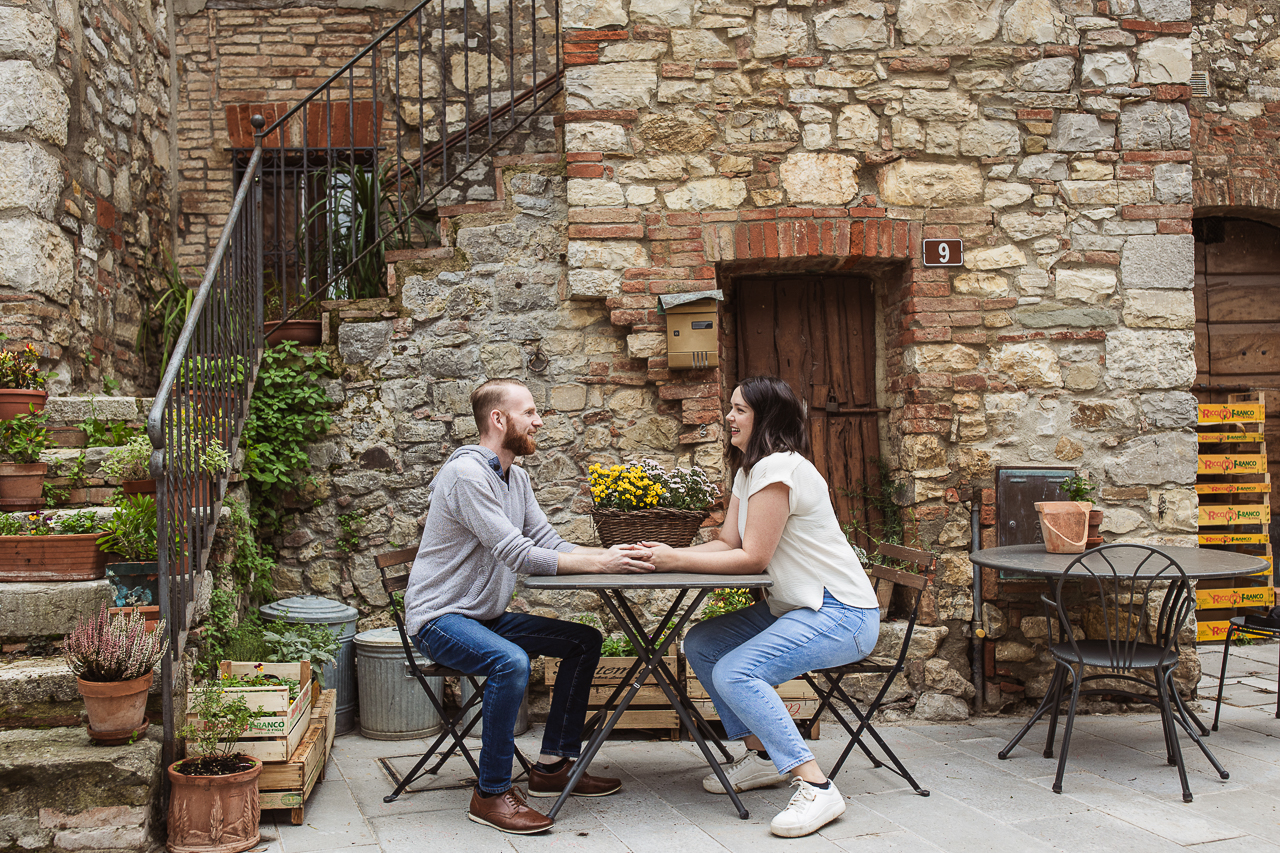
[971,544,1269,800]
[969,544,1269,580]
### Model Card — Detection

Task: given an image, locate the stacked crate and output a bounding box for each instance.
[1195,392,1275,641]
[546,656,681,738]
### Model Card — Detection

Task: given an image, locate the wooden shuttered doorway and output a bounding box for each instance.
[735,275,880,539]
[1194,217,1280,487]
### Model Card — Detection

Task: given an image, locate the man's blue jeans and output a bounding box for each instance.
[416,612,603,794]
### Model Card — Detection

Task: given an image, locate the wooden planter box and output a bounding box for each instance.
[186,661,315,763]
[260,688,337,825]
[546,656,681,733]
[686,675,821,738]
[0,532,107,582]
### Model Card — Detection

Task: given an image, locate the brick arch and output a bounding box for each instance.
[1194,175,1280,219]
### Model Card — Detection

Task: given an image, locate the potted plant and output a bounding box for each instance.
[0,409,49,511]
[1060,472,1102,548]
[587,459,719,548]
[99,493,161,597]
[63,604,168,743]
[169,685,264,853]
[0,342,51,420]
[102,435,155,494]
[0,509,108,582]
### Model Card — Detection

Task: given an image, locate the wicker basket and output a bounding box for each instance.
[590,508,710,549]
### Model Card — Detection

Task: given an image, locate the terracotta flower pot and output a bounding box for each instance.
[122,478,158,496]
[0,389,47,421]
[1086,508,1104,549]
[264,319,322,346]
[167,757,262,853]
[0,461,46,512]
[0,530,107,582]
[78,671,152,739]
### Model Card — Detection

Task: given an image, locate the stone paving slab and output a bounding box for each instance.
[253,654,1280,853]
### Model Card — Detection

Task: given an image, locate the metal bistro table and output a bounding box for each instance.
[523,572,771,821]
[970,544,1269,773]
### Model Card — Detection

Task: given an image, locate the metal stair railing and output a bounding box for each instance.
[148,141,263,768]
[253,0,563,332]
[151,0,562,768]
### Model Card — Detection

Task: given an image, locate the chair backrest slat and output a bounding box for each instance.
[867,562,928,591]
[375,546,418,570]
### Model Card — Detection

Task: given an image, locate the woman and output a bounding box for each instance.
[642,375,881,838]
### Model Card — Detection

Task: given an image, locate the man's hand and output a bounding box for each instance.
[556,544,655,574]
[594,545,655,573]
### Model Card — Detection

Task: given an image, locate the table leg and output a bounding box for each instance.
[600,591,751,820]
[609,590,732,761]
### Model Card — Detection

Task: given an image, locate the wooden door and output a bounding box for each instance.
[735,275,879,537]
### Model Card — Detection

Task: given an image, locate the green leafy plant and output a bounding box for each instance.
[701,588,754,621]
[0,510,95,536]
[64,603,168,682]
[839,456,925,572]
[0,343,52,390]
[43,481,69,507]
[243,340,334,531]
[337,513,362,554]
[178,354,248,388]
[220,669,302,702]
[177,685,263,774]
[1060,473,1097,503]
[102,435,152,482]
[136,249,196,376]
[102,375,121,396]
[54,510,100,534]
[0,409,49,464]
[303,160,439,302]
[97,494,158,562]
[80,416,140,448]
[261,622,338,687]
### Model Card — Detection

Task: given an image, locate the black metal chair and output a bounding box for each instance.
[1212,613,1280,730]
[375,547,530,801]
[798,542,935,797]
[999,544,1225,802]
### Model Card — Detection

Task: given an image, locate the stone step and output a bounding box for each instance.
[0,657,81,729]
[41,396,152,429]
[0,727,162,853]
[0,581,114,644]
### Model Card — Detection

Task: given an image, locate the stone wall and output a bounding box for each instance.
[1190,0,1280,213]
[0,0,175,394]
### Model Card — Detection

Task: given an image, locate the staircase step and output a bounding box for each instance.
[0,657,82,729]
[0,581,114,643]
[42,397,151,428]
[0,727,162,853]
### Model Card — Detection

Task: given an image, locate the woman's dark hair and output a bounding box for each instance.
[727,375,810,474]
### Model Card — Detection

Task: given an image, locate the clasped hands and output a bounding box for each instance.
[597,541,680,573]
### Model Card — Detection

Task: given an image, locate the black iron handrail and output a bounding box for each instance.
[148,133,265,768]
[256,0,563,334]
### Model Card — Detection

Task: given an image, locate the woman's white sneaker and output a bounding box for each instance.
[702,751,782,794]
[769,778,846,838]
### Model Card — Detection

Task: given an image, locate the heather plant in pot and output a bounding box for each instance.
[168,686,265,853]
[64,604,168,743]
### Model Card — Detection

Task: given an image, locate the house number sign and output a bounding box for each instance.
[922,239,963,267]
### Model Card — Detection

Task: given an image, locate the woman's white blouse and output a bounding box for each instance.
[733,452,879,615]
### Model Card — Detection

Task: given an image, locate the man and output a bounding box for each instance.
[405,377,654,834]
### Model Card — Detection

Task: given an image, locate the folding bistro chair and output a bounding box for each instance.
[799,542,934,797]
[1212,611,1280,730]
[375,547,530,802]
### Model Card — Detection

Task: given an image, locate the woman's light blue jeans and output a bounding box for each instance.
[683,590,880,775]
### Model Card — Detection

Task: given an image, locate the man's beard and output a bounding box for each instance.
[501,421,536,456]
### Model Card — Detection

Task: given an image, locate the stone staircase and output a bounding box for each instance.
[0,396,165,853]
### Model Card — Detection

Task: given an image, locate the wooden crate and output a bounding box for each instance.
[686,676,820,737]
[1195,390,1274,640]
[546,656,681,736]
[186,661,314,763]
[260,688,337,826]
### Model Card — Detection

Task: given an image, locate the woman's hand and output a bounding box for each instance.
[638,541,680,571]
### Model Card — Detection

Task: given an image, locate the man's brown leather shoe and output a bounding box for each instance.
[527,761,623,798]
[467,786,553,834]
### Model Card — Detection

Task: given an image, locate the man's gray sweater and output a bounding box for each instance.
[404,445,576,635]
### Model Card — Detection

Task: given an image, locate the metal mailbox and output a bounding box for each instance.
[665,298,719,369]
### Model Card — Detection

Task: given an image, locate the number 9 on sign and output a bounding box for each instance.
[923,238,963,267]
